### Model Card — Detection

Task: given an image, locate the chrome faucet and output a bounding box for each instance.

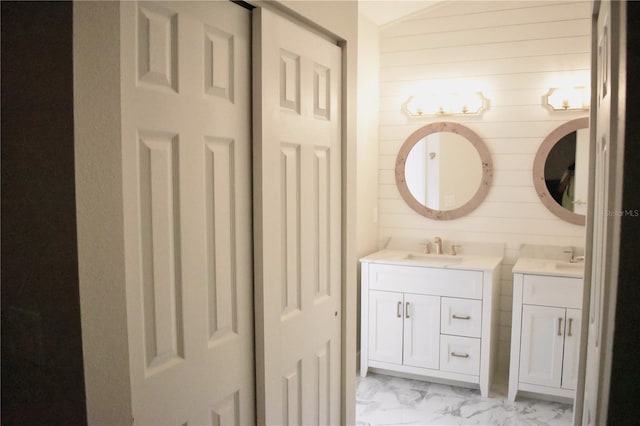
[434,236,443,255]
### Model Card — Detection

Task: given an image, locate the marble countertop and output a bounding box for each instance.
[360,249,502,272]
[513,257,584,279]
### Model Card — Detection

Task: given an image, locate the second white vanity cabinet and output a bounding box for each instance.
[508,259,584,401]
[360,250,502,397]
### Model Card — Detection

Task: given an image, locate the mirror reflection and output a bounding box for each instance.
[405,132,482,210]
[544,128,589,214]
[533,117,589,226]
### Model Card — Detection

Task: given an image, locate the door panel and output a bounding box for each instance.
[403,293,440,369]
[121,2,254,424]
[519,305,565,388]
[562,308,582,391]
[253,8,342,425]
[368,290,403,365]
[583,1,617,423]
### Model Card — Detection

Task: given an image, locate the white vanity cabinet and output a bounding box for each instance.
[360,251,502,397]
[508,259,584,401]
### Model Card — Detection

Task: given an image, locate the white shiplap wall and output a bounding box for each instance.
[377,1,591,371]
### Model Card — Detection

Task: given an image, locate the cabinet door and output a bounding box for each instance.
[562,308,582,390]
[403,293,440,369]
[519,305,565,388]
[368,290,403,364]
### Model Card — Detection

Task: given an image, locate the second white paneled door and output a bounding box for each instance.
[253,7,343,425]
[120,2,254,424]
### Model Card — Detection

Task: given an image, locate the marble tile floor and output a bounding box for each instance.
[356,373,573,426]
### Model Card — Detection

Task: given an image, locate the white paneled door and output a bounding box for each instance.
[120,2,254,424]
[253,7,343,425]
[582,0,618,424]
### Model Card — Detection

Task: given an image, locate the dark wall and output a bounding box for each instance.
[1,2,87,424]
[608,1,640,424]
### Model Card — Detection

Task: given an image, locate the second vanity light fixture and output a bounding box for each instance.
[543,87,590,111]
[403,91,489,117]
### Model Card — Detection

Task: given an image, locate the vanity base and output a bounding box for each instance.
[508,264,583,405]
[509,382,575,402]
[365,366,487,396]
[363,361,488,397]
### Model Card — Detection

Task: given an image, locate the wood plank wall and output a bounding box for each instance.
[377,1,591,371]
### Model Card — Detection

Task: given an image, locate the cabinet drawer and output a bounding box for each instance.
[441,297,482,338]
[522,275,583,309]
[440,335,480,376]
[369,264,483,299]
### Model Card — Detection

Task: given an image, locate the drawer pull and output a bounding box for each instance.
[397,301,402,318]
[405,302,410,318]
[451,352,469,359]
[558,317,563,336]
[568,318,573,337]
[452,314,471,320]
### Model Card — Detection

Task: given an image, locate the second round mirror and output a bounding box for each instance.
[533,117,589,226]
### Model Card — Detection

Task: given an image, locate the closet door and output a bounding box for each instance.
[253,7,342,425]
[120,2,254,424]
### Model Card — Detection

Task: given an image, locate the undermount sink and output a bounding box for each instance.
[512,257,584,278]
[402,253,464,265]
[554,261,584,272]
[360,249,503,271]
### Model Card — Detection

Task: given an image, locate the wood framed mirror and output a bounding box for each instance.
[395,122,493,220]
[533,117,589,226]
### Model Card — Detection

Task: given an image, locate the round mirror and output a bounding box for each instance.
[533,117,589,226]
[395,122,493,220]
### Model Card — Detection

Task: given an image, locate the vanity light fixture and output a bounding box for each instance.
[543,87,590,111]
[403,92,489,117]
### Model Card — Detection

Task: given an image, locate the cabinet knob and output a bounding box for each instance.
[405,302,410,318]
[397,301,402,318]
[451,352,470,358]
[567,317,573,336]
